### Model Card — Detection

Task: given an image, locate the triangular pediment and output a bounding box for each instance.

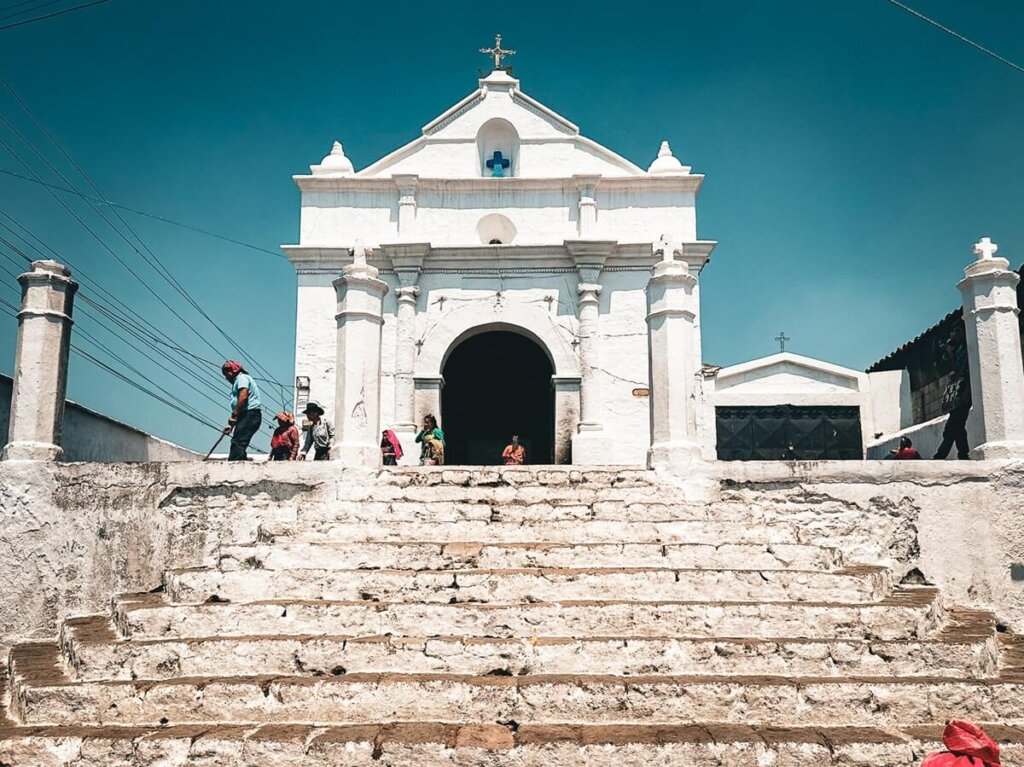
[357,70,645,179]
[716,354,864,394]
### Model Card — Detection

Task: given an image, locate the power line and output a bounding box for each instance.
[0,80,291,403]
[0,129,289,406]
[885,0,1024,76]
[0,0,69,22]
[0,0,108,32]
[0,168,287,259]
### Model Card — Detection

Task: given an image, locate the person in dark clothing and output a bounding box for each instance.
[934,324,972,460]
[221,360,263,461]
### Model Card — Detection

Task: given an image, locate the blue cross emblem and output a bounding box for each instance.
[486,150,511,177]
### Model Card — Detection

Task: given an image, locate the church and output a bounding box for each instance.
[285,41,916,466]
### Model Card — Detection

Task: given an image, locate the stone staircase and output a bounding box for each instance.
[2,466,1023,765]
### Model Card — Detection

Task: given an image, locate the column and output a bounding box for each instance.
[646,256,701,468]
[567,240,614,464]
[958,237,1024,459]
[333,248,389,466]
[552,376,581,464]
[3,260,78,461]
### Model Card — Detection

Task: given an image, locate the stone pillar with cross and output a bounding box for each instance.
[333,245,389,466]
[480,34,516,71]
[958,236,1024,459]
[645,241,702,467]
[3,260,78,461]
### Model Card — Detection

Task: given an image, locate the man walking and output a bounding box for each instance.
[221,360,263,461]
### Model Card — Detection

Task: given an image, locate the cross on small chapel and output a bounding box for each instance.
[973,236,999,261]
[775,331,790,353]
[486,150,510,177]
[480,34,515,70]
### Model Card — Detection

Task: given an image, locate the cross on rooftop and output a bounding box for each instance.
[973,236,999,261]
[480,34,515,70]
[775,331,790,352]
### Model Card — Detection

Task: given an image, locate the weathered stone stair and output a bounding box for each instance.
[2,466,1023,765]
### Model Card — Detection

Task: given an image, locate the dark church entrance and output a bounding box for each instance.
[716,405,863,461]
[441,330,555,465]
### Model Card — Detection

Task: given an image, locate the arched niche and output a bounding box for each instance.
[476,118,520,177]
[477,213,518,245]
[415,302,578,379]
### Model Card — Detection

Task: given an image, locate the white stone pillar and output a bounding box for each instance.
[567,240,613,464]
[646,257,701,467]
[3,260,78,461]
[958,237,1024,459]
[333,249,389,466]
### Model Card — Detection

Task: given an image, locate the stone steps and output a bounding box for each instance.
[9,648,1024,727]
[163,565,890,606]
[113,587,945,641]
[60,619,998,682]
[7,722,1024,767]
[260,517,806,545]
[219,540,842,571]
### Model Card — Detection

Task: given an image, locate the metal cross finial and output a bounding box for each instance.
[775,331,790,353]
[480,34,516,70]
[973,236,999,261]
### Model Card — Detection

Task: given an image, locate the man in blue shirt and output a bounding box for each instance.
[221,360,263,461]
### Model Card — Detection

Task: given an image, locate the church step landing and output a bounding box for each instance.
[261,517,807,546]
[9,652,1024,727]
[163,565,890,606]
[60,620,998,682]
[218,541,842,572]
[293,498,770,525]
[7,723,1024,767]
[113,588,944,642]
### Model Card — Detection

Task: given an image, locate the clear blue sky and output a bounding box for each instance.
[1,0,1022,452]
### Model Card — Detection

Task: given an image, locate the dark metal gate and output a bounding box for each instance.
[716,405,863,461]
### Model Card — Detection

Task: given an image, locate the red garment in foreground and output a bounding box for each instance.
[921,721,1000,767]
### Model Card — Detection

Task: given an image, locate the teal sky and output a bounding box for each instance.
[1,0,1022,452]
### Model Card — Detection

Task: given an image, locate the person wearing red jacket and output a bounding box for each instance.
[921,720,1000,767]
[889,436,922,460]
[269,412,300,461]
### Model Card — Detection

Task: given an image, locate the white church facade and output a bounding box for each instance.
[286,59,713,466]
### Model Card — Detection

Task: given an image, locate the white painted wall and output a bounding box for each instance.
[0,375,200,462]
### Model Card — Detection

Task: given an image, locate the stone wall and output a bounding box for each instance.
[2,459,1023,655]
[0,375,200,462]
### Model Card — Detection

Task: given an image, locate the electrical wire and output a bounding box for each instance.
[0,81,291,404]
[0,0,69,22]
[0,0,109,32]
[0,168,287,259]
[885,0,1024,75]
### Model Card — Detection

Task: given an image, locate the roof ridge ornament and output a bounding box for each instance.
[480,34,516,70]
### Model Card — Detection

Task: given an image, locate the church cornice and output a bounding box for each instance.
[283,241,712,273]
[293,174,705,194]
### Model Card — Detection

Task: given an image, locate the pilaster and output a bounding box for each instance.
[3,260,78,461]
[394,175,419,240]
[573,175,601,238]
[333,249,389,466]
[566,239,615,464]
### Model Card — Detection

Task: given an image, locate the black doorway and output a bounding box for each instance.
[441,330,555,465]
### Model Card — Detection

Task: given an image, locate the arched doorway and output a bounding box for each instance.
[441,330,555,465]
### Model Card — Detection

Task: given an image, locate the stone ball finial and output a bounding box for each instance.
[313,140,355,176]
[647,140,689,175]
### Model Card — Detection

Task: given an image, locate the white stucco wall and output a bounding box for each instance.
[0,375,200,462]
